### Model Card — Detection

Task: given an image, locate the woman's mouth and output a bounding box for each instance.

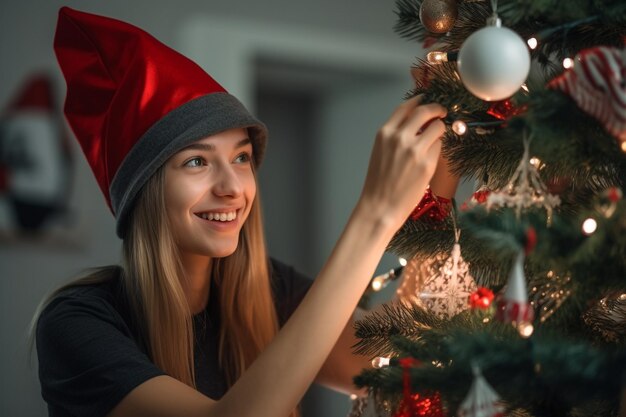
[195,210,238,222]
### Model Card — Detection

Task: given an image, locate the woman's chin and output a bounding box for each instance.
[204,242,239,258]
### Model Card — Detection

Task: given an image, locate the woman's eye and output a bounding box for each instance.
[234,152,251,164]
[184,157,204,167]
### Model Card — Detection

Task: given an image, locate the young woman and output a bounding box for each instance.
[34,7,451,417]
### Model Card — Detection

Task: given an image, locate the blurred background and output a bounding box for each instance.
[0,1,438,415]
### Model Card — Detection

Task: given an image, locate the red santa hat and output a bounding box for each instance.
[53,7,268,238]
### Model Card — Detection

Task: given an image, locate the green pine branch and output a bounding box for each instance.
[352,303,444,357]
[355,327,626,416]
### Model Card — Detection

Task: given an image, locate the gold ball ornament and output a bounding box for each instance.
[419,0,458,34]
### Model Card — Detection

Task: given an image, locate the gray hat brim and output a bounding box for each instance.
[110,92,267,238]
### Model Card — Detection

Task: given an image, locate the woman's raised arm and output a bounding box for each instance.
[109,96,447,417]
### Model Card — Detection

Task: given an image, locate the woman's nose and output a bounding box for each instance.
[212,165,243,198]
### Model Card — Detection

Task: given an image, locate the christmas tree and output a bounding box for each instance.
[350,1,626,416]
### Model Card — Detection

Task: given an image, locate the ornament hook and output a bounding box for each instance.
[487,0,501,26]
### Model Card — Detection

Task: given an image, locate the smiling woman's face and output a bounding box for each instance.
[163,128,256,259]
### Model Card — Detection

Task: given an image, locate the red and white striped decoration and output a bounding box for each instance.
[495,251,534,325]
[548,46,626,143]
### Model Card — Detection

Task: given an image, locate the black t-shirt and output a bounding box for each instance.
[36,258,313,417]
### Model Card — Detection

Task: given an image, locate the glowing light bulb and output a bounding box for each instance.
[529,157,541,167]
[399,257,407,267]
[371,275,385,291]
[518,322,534,338]
[621,141,626,153]
[426,51,448,64]
[582,218,597,235]
[527,37,538,50]
[563,58,574,69]
[372,357,391,368]
[452,120,467,135]
[521,83,529,92]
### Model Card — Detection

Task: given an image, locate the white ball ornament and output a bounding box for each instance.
[457,20,531,101]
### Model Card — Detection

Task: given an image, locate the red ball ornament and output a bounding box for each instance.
[487,99,527,121]
[469,287,495,309]
[461,186,491,211]
[473,189,491,204]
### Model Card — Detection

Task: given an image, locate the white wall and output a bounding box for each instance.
[0,2,422,416]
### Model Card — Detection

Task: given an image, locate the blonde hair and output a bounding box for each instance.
[33,165,298,415]
[124,166,280,387]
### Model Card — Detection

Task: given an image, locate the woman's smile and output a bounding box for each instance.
[194,208,243,232]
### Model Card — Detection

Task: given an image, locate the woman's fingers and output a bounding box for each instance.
[381,95,422,131]
[414,117,446,150]
[359,99,448,230]
[400,102,447,141]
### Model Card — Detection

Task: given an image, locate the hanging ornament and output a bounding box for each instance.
[461,184,492,210]
[456,2,530,101]
[486,135,560,223]
[469,287,495,310]
[486,99,527,121]
[547,46,626,144]
[495,251,534,337]
[410,187,452,222]
[597,186,623,218]
[582,292,626,343]
[393,358,446,417]
[398,228,477,319]
[529,270,572,324]
[457,364,506,417]
[419,0,458,34]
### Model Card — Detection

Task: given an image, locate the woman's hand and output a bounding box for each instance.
[357,96,447,232]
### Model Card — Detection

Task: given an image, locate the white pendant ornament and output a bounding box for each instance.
[486,135,560,224]
[398,230,477,319]
[457,364,506,417]
[457,11,530,101]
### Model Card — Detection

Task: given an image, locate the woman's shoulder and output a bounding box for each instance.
[39,266,125,324]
